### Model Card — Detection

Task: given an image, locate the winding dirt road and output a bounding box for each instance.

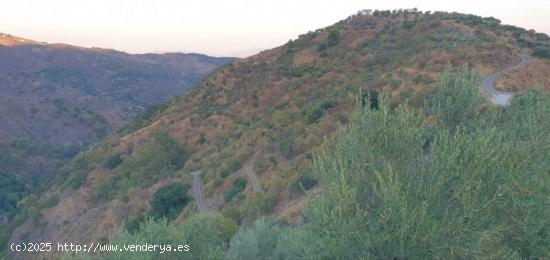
[243,151,262,193]
[190,150,262,215]
[482,54,532,105]
[191,170,212,214]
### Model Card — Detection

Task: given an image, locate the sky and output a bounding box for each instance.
[1,0,549,57]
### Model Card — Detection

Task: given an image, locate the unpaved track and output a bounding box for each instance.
[482,54,532,105]
[243,151,262,193]
[191,170,212,214]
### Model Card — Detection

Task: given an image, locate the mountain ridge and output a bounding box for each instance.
[0,33,236,149]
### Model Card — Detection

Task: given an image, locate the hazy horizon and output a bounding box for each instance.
[1,0,549,57]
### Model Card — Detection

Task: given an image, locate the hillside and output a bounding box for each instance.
[0,33,235,251]
[0,33,235,149]
[5,10,550,257]
[0,33,235,186]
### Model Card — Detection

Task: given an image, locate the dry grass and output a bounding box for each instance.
[496,58,550,91]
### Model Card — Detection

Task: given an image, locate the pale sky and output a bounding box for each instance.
[1,0,549,57]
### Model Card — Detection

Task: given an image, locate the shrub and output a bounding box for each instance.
[38,195,59,209]
[533,46,550,59]
[224,177,247,203]
[320,99,336,110]
[306,107,324,124]
[327,29,341,46]
[427,64,483,128]
[278,137,294,158]
[226,219,284,259]
[150,183,191,220]
[106,132,187,198]
[402,20,415,29]
[227,160,243,172]
[419,60,427,68]
[214,215,239,242]
[219,159,243,178]
[360,90,379,110]
[0,172,28,219]
[318,43,327,52]
[103,153,123,169]
[197,133,206,144]
[288,175,318,196]
[92,178,117,202]
[124,209,146,233]
[240,192,278,223]
[107,216,224,259]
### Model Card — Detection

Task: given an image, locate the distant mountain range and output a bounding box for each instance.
[0,33,235,180]
[0,33,236,148]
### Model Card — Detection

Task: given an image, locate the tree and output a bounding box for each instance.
[150,183,191,220]
[299,74,549,258]
[306,107,324,123]
[224,177,247,202]
[103,153,123,169]
[197,133,206,144]
[427,64,483,128]
[106,216,224,260]
[327,29,341,46]
[226,219,284,260]
[533,46,550,59]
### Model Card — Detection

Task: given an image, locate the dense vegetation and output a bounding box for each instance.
[93,132,188,202]
[150,183,192,220]
[0,138,67,250]
[224,177,247,203]
[0,173,28,224]
[66,65,548,259]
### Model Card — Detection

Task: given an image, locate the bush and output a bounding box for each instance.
[220,159,243,178]
[103,153,123,169]
[0,172,28,220]
[360,90,379,110]
[197,133,206,144]
[226,219,284,259]
[533,46,550,59]
[224,177,247,203]
[214,215,239,242]
[318,43,327,52]
[240,192,278,223]
[38,195,59,209]
[104,132,188,198]
[107,216,224,259]
[402,20,416,29]
[150,183,191,220]
[306,107,324,123]
[327,29,341,47]
[278,137,294,158]
[124,209,146,233]
[92,178,117,202]
[300,72,549,259]
[288,175,318,196]
[61,151,100,190]
[427,64,483,128]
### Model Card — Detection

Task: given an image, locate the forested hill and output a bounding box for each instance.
[0,33,236,180]
[0,33,235,251]
[5,10,550,258]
